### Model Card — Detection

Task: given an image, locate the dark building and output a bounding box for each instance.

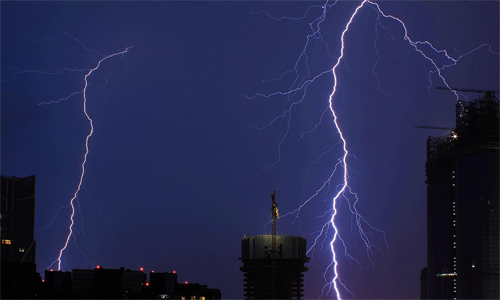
[84,266,147,299]
[425,135,457,299]
[239,234,309,299]
[149,270,221,300]
[150,270,178,298]
[1,260,39,299]
[72,268,94,298]
[175,282,222,300]
[42,270,73,299]
[1,175,38,299]
[1,175,36,263]
[454,93,499,299]
[122,267,148,299]
[420,267,428,299]
[36,266,220,299]
[423,91,499,299]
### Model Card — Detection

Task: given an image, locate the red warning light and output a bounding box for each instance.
[42,279,45,283]
[49,269,53,272]
[184,281,188,284]
[96,265,101,269]
[146,282,150,286]
[140,267,144,272]
[172,270,176,274]
[151,270,155,273]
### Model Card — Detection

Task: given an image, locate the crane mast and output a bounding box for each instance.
[270,191,279,300]
[415,125,454,130]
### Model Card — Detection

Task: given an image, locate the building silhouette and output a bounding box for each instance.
[239,234,309,299]
[422,91,499,299]
[1,175,39,298]
[150,270,177,297]
[72,268,94,298]
[1,175,37,263]
[36,266,221,299]
[174,281,222,300]
[42,270,72,299]
[0,174,221,299]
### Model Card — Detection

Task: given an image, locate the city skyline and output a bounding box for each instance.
[2,1,499,299]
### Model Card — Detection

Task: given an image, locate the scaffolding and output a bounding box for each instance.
[455,93,500,156]
[240,234,309,299]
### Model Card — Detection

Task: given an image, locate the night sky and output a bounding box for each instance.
[2,1,499,299]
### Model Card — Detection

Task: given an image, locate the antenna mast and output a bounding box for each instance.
[270,191,279,300]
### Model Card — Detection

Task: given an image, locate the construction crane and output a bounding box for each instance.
[436,86,500,101]
[270,191,279,300]
[415,126,458,139]
[415,125,454,130]
[435,86,500,94]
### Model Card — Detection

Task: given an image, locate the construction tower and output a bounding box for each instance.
[239,191,310,299]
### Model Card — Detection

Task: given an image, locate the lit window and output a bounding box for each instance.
[200,297,206,300]
[191,297,196,300]
[19,248,25,253]
[2,239,12,245]
[181,297,185,300]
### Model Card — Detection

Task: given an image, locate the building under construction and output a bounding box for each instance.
[239,192,309,299]
[423,89,499,299]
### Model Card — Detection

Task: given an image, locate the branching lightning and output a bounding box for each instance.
[3,1,497,296]
[43,47,132,271]
[247,1,499,298]
[3,28,132,271]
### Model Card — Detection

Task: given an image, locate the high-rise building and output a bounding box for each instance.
[239,234,309,299]
[454,93,499,299]
[1,175,36,263]
[423,91,499,299]
[1,175,38,299]
[425,135,457,299]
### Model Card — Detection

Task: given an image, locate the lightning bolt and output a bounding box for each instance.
[247,1,499,298]
[5,24,143,274]
[41,47,131,271]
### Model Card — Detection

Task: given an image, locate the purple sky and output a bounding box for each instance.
[2,1,499,299]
